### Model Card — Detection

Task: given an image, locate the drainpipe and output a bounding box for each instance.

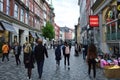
[99,11,103,50]
[119,42,120,54]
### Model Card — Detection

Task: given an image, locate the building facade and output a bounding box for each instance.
[78,0,120,55]
[0,0,54,53]
[60,27,74,42]
[54,23,60,41]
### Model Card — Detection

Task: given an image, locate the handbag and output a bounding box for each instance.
[95,58,99,62]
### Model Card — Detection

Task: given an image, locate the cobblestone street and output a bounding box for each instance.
[0,47,119,80]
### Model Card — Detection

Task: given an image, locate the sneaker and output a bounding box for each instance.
[68,66,70,70]
[29,78,32,80]
[27,77,29,79]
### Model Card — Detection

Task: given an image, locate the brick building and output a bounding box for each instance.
[0,0,54,51]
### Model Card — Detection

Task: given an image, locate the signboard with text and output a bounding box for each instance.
[89,15,99,27]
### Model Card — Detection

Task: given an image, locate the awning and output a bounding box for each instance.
[0,21,17,34]
[36,33,42,38]
[29,31,37,38]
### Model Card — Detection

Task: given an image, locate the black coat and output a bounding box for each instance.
[34,44,48,62]
[13,45,21,55]
[24,52,34,68]
[55,45,61,60]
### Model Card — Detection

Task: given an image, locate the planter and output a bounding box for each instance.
[104,65,120,78]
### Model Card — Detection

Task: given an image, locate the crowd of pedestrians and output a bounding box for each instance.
[1,39,98,80]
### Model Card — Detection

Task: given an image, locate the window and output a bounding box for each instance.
[6,0,10,15]
[26,0,29,7]
[0,0,3,12]
[20,8,24,22]
[25,12,29,24]
[14,4,19,19]
[21,0,24,2]
[31,17,33,26]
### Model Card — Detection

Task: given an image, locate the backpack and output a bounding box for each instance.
[65,46,70,54]
[24,44,32,53]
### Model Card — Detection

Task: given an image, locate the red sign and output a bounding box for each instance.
[89,15,99,27]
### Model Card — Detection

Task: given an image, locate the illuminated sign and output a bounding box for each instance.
[89,15,99,27]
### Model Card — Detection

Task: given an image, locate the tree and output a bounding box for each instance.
[42,21,55,40]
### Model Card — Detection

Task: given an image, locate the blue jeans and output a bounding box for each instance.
[37,60,44,78]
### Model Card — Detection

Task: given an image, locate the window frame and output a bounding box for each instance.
[14,3,19,19]
[20,8,24,22]
[6,0,10,15]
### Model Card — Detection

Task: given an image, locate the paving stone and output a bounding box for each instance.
[0,47,120,80]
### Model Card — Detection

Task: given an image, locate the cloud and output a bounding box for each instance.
[53,0,79,29]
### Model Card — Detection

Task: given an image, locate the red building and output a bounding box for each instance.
[54,23,60,41]
[0,0,54,47]
[65,28,73,40]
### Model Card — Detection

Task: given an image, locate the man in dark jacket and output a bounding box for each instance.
[13,42,21,65]
[34,39,48,79]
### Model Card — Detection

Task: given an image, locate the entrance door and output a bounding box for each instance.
[19,29,24,45]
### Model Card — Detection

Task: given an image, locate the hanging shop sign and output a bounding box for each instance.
[89,15,99,27]
[117,0,120,29]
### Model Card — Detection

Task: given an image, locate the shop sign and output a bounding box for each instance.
[117,0,120,29]
[89,15,99,27]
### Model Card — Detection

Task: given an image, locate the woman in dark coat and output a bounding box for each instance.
[23,42,34,80]
[55,44,61,66]
[87,43,97,80]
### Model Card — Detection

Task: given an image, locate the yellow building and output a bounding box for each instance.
[92,0,119,55]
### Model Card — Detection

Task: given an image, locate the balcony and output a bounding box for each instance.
[106,32,120,41]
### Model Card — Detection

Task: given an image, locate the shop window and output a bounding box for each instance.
[14,35,17,42]
[26,37,28,41]
[0,36,5,53]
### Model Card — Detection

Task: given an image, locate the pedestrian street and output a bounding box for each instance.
[0,47,119,80]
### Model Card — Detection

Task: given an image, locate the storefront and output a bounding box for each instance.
[105,4,120,56]
[0,20,17,53]
[29,31,37,43]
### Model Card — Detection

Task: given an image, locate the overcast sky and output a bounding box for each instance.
[49,0,79,29]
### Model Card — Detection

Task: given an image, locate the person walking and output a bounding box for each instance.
[87,43,97,80]
[63,42,70,69]
[2,42,9,62]
[13,42,21,66]
[34,39,48,79]
[55,44,62,67]
[74,42,79,56]
[83,44,88,60]
[23,41,34,80]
